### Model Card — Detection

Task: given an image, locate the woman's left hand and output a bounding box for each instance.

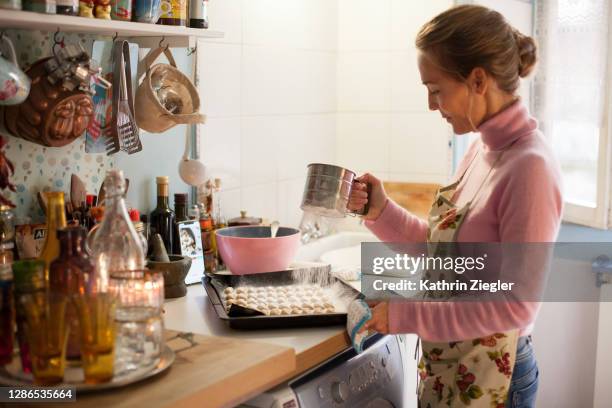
[363,301,389,334]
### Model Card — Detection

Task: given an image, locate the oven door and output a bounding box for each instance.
[291,334,404,408]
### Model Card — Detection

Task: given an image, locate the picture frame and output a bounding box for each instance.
[177,220,205,285]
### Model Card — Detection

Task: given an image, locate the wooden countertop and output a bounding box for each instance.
[32,331,295,408]
[13,283,354,408]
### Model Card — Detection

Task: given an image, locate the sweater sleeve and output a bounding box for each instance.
[364,199,428,243]
[386,150,563,341]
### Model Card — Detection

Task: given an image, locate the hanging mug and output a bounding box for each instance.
[0,35,30,106]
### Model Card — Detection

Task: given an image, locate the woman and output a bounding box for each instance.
[348,5,562,408]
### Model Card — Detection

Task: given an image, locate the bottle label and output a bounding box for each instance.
[160,0,186,20]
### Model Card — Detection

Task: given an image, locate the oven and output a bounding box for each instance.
[240,334,406,408]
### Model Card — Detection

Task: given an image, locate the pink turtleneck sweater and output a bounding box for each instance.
[365,101,563,341]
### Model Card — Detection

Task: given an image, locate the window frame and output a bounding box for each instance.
[557,0,612,229]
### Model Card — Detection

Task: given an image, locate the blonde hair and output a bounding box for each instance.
[415,5,537,93]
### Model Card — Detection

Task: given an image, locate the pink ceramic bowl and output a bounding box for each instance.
[215,226,301,275]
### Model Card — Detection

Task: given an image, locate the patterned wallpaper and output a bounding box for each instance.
[1,30,115,223]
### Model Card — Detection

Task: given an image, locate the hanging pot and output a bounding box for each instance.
[135,46,205,133]
[2,57,93,147]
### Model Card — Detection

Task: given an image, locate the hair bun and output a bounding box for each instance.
[514,31,537,77]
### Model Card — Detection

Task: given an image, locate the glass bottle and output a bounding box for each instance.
[149,176,175,255]
[12,259,45,374]
[173,193,188,255]
[38,192,67,284]
[49,226,93,361]
[129,209,148,256]
[0,245,13,365]
[90,170,145,291]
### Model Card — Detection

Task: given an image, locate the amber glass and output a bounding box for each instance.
[73,293,116,383]
[12,260,45,374]
[21,291,68,385]
[49,226,93,361]
[38,192,67,284]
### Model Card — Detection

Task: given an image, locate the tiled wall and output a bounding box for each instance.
[200,0,458,228]
[336,0,454,185]
[198,0,338,227]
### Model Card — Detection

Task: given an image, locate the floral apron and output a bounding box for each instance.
[418,148,519,408]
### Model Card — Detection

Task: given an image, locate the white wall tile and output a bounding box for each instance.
[336,113,390,173]
[243,0,337,50]
[293,51,337,114]
[337,52,391,112]
[241,183,278,221]
[338,0,390,51]
[243,47,336,115]
[199,118,241,190]
[390,50,428,113]
[276,114,336,180]
[390,113,451,176]
[206,0,243,44]
[390,0,452,51]
[241,116,280,186]
[218,188,242,221]
[197,42,241,118]
[277,177,307,227]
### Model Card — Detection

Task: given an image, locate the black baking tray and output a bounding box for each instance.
[202,270,363,330]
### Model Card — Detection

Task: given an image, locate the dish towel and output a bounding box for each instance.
[347,299,372,354]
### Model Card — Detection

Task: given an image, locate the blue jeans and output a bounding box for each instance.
[506,335,539,407]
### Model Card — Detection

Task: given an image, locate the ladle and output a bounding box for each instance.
[178,124,206,186]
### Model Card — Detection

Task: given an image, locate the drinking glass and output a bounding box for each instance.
[73,292,117,383]
[20,291,68,385]
[12,259,46,374]
[109,270,164,374]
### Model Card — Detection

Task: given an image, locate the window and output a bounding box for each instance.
[534,0,612,228]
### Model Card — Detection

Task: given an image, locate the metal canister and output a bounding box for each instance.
[188,0,208,29]
[300,163,369,218]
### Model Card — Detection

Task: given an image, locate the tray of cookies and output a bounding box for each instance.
[202,268,363,329]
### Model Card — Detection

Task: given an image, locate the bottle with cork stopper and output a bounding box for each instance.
[149,176,175,255]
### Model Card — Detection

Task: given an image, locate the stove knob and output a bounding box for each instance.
[331,381,349,403]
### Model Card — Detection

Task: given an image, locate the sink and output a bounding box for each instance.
[295,231,379,263]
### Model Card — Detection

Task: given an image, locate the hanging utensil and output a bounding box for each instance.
[118,42,141,154]
[178,124,206,186]
[178,48,205,186]
[107,41,142,155]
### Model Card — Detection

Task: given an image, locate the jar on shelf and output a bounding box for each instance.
[157,0,186,26]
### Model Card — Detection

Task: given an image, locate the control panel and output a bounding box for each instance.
[294,335,404,407]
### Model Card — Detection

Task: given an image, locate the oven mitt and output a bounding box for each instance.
[347,299,372,354]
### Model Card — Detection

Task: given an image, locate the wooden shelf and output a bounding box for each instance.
[0,9,223,46]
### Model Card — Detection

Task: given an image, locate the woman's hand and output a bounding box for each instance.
[363,301,389,334]
[348,173,388,221]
